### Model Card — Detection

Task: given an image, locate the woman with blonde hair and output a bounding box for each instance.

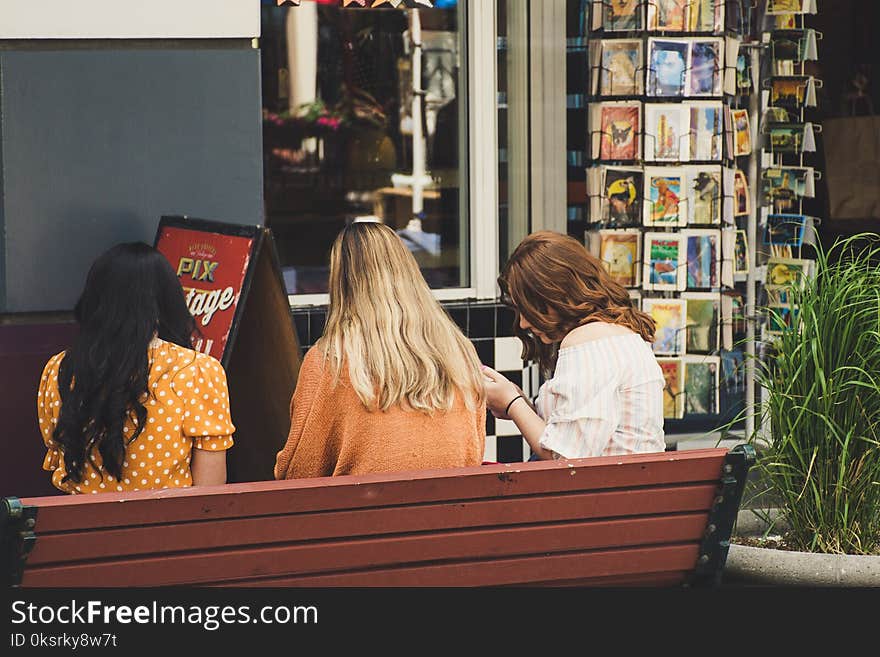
[274,221,486,478]
[482,231,665,460]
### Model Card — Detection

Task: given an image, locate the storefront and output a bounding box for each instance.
[2,1,879,496]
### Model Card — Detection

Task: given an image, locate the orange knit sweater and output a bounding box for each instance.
[274,348,486,479]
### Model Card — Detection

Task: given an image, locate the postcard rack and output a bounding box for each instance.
[582,0,811,439]
[747,0,822,440]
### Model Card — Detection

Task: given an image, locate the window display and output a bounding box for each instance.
[262,1,467,294]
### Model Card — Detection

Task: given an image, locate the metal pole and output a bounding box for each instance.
[409,8,425,232]
[745,45,762,441]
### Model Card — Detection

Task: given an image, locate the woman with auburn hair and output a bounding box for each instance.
[274,221,486,478]
[37,243,234,494]
[482,231,665,460]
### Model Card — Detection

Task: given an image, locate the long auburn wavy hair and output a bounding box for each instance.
[53,243,197,484]
[319,221,484,413]
[499,231,656,375]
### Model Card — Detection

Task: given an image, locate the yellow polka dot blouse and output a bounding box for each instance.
[37,338,235,494]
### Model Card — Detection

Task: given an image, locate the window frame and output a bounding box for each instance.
[287,0,499,308]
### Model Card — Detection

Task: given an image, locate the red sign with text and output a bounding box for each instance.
[156,225,254,360]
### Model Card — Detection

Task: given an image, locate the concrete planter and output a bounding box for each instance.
[725,510,880,586]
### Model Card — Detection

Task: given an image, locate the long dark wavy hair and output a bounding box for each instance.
[53,243,197,484]
[499,231,656,376]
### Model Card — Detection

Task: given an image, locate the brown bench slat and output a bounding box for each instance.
[26,483,718,566]
[22,513,708,587]
[215,544,701,587]
[21,449,727,532]
[521,572,689,587]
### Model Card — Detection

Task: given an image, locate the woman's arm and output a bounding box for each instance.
[191,449,227,486]
[274,349,336,479]
[482,365,555,460]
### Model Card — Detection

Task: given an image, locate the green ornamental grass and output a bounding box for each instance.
[752,234,880,554]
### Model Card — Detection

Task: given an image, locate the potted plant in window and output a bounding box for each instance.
[725,234,880,586]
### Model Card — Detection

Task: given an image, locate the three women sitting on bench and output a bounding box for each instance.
[38,227,664,494]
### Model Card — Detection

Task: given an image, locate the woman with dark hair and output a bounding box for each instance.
[482,231,665,460]
[37,243,234,494]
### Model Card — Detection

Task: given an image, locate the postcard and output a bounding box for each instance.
[686,166,722,225]
[682,291,720,354]
[628,289,642,305]
[722,167,736,224]
[591,101,642,160]
[600,40,644,96]
[731,108,752,156]
[689,39,724,96]
[684,355,720,415]
[643,167,685,226]
[648,0,687,31]
[723,105,735,158]
[722,36,741,96]
[720,294,733,350]
[725,1,752,34]
[770,76,819,108]
[643,232,685,291]
[688,101,724,160]
[766,0,817,16]
[763,106,795,124]
[644,103,689,161]
[596,0,644,32]
[721,227,735,288]
[765,256,812,288]
[766,287,790,306]
[688,0,724,33]
[587,166,603,221]
[768,123,817,153]
[736,53,752,93]
[765,0,801,13]
[657,357,685,419]
[767,304,800,335]
[764,214,807,247]
[602,166,643,226]
[762,166,815,212]
[770,29,819,62]
[734,169,750,216]
[643,297,688,355]
[720,290,745,348]
[599,229,642,287]
[720,347,744,395]
[589,40,602,96]
[683,229,721,289]
[647,38,689,97]
[734,229,749,274]
[774,14,797,29]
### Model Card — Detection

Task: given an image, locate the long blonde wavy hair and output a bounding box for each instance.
[318,221,485,413]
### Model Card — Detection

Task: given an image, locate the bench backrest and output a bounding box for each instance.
[2,446,753,587]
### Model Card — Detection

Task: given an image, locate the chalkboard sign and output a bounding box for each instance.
[155,216,301,483]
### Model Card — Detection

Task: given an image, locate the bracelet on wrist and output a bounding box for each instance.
[504,394,525,416]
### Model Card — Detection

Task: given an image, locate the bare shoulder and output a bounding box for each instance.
[560,322,636,349]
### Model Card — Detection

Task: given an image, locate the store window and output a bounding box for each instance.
[261,1,468,296]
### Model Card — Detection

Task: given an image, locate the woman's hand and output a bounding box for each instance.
[481,365,524,420]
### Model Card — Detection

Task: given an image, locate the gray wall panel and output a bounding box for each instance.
[0,48,263,312]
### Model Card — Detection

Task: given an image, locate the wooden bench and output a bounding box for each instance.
[1,446,753,587]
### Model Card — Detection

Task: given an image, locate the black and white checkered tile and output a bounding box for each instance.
[477,336,540,464]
